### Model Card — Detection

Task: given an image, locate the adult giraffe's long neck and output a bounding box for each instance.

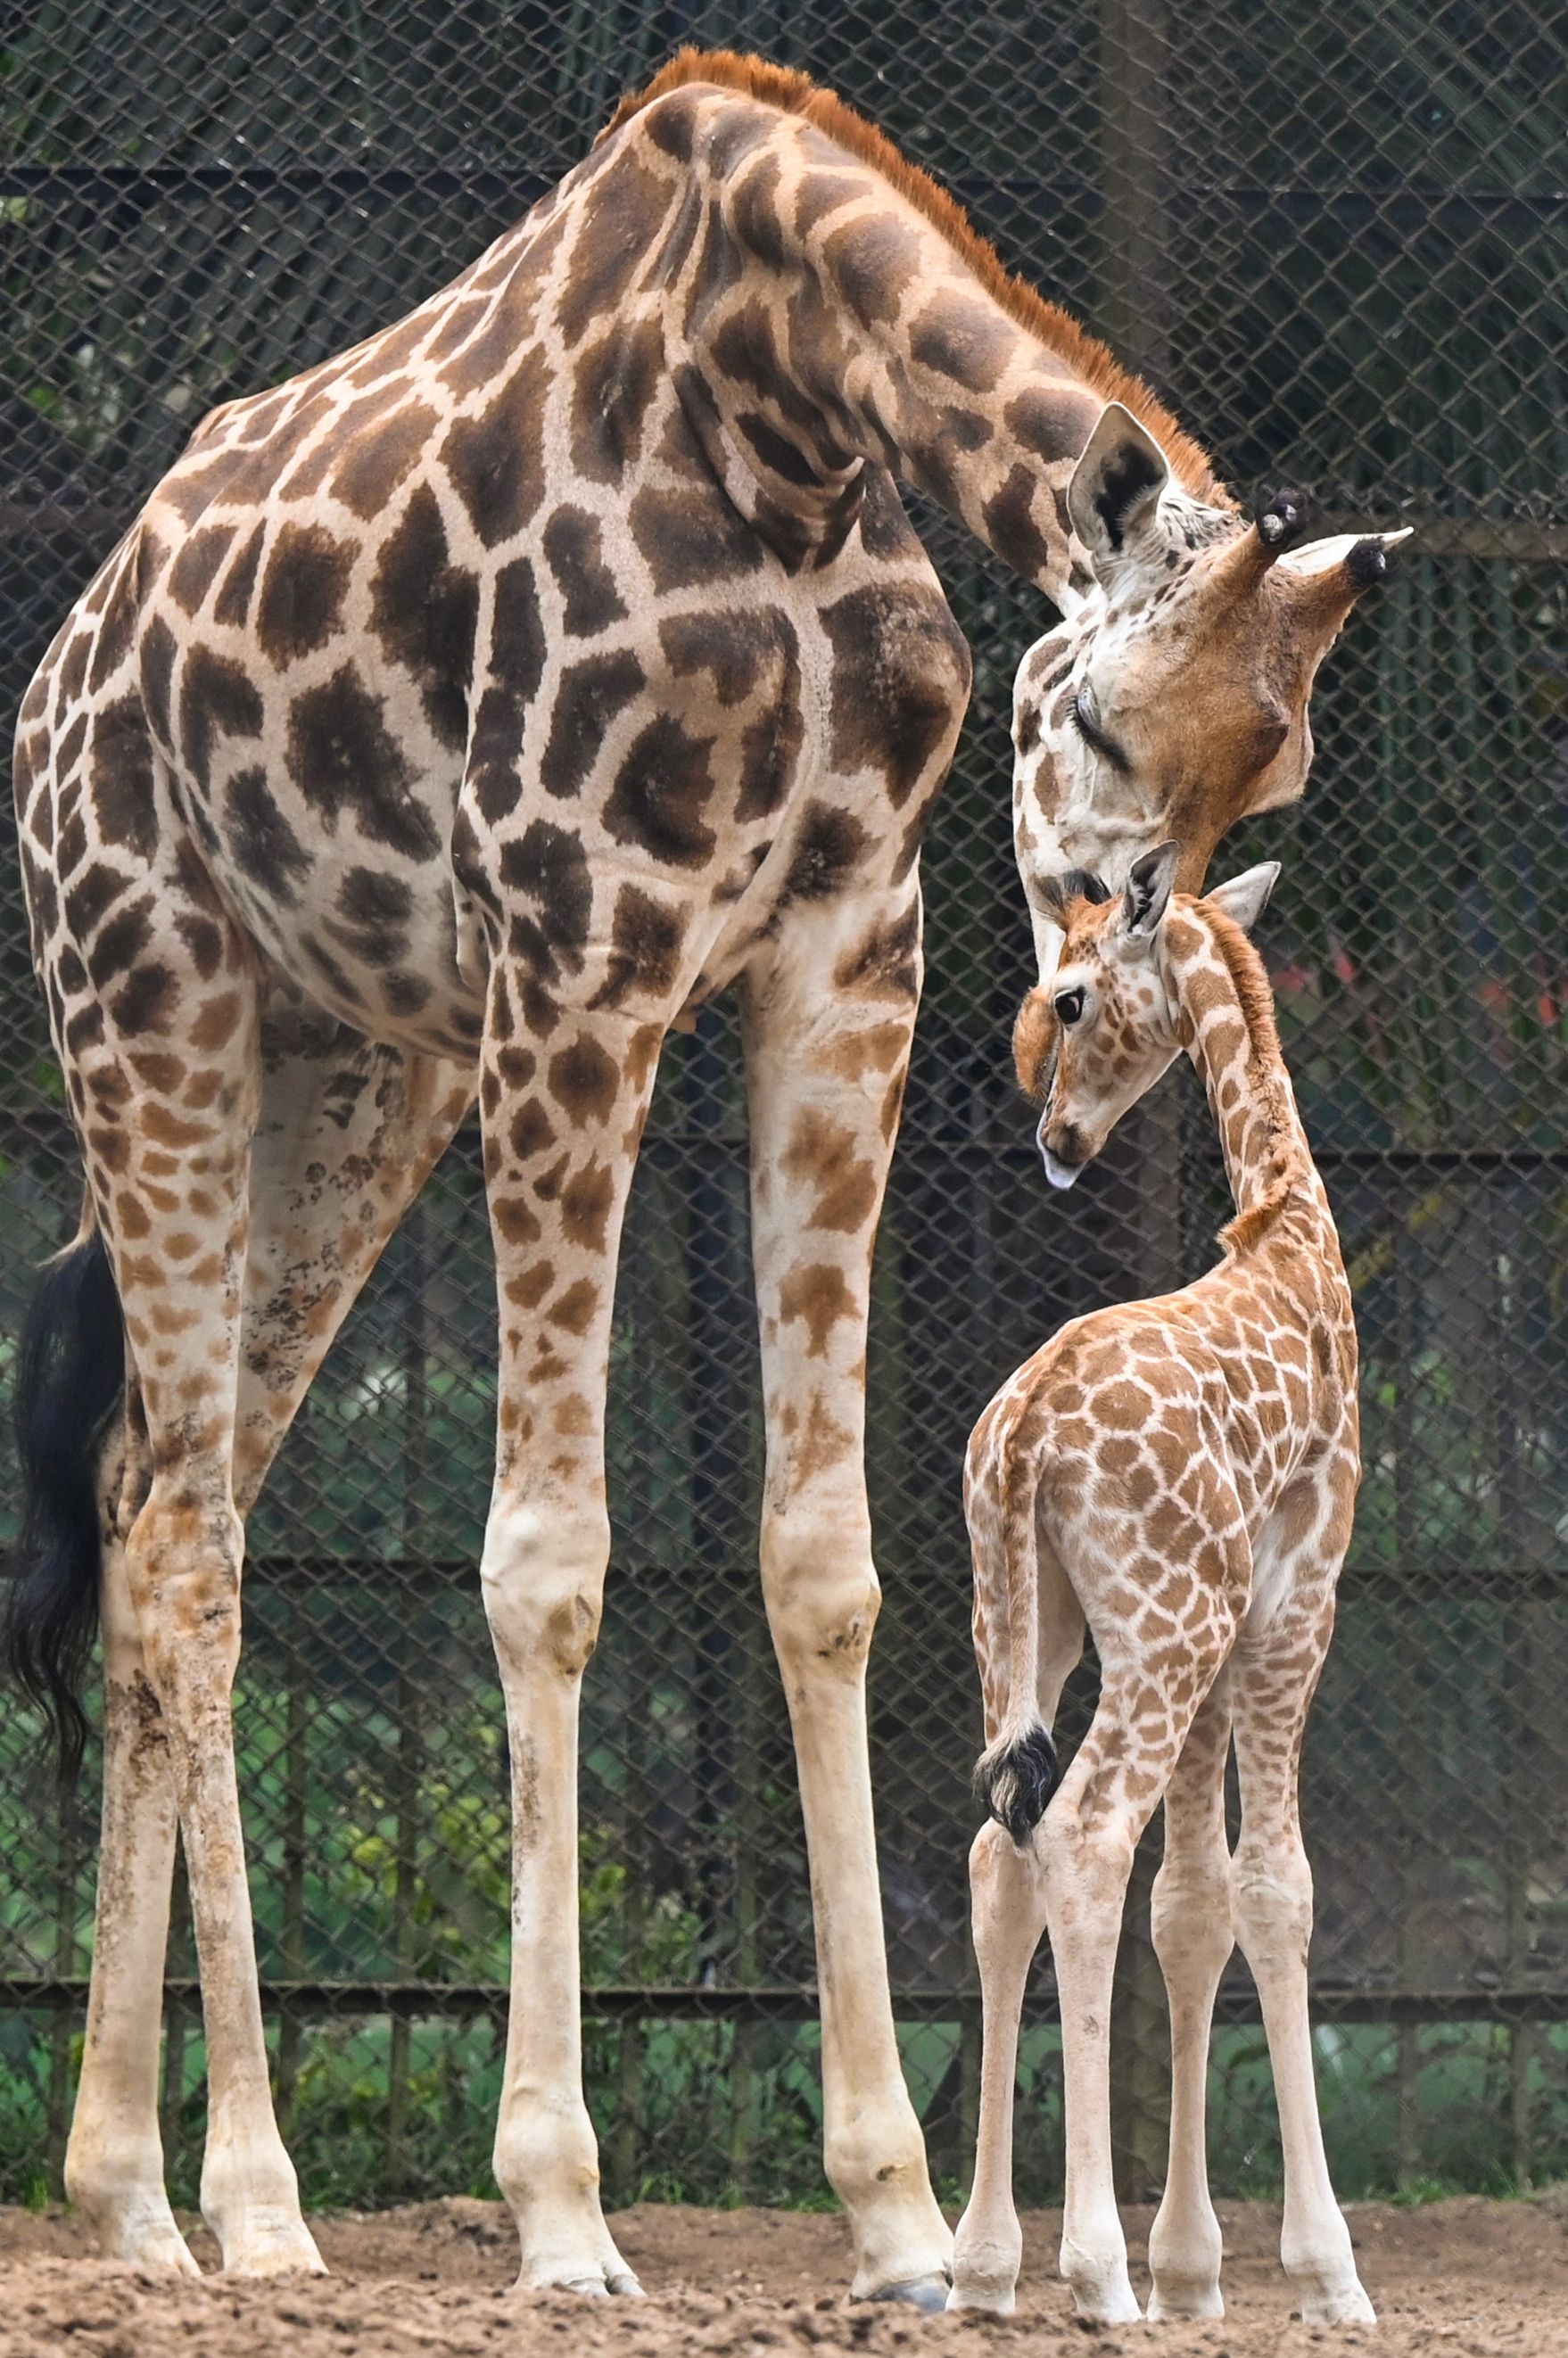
[600,64,1227,600]
[1161,905,1325,1257]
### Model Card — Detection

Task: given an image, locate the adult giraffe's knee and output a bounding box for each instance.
[125,1485,246,1706]
[1230,1832,1314,1979]
[758,1510,881,1683]
[1151,1844,1235,1989]
[481,1496,612,1679]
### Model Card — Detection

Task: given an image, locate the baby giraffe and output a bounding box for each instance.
[949,845,1375,2329]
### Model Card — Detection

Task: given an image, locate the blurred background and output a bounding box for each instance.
[1,0,1565,2214]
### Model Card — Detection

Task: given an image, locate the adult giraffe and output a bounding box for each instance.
[5,48,1400,2306]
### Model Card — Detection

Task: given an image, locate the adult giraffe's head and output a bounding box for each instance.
[1012,403,1408,985]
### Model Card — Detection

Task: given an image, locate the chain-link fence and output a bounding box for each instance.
[2,0,1565,2216]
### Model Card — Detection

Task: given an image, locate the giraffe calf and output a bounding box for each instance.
[949,845,1375,2330]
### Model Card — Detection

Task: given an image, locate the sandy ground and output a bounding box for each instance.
[1,2189,1564,2354]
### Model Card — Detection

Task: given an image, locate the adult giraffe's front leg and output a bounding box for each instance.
[743,888,952,2307]
[478,968,662,2296]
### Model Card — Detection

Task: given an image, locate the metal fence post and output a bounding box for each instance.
[1391,1217,1424,2189]
[1097,0,1179,2208]
[276,1599,309,2134]
[388,1204,430,2192]
[1492,1189,1534,2188]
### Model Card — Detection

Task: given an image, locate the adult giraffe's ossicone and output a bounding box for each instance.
[4,46,1398,2305]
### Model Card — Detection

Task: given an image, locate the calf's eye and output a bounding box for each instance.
[1055,987,1085,1026]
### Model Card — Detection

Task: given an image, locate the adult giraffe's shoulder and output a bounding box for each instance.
[4,45,1400,2306]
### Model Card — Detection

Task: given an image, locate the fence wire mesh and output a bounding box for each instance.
[2,0,1566,2214]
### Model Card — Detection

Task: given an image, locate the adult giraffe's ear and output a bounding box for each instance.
[1067,404,1172,582]
[1204,861,1281,935]
[1117,840,1180,941]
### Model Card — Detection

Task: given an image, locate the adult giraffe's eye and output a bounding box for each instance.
[1055,987,1085,1026]
[1070,687,1129,775]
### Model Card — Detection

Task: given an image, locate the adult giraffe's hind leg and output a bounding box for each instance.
[65,1006,473,2273]
[65,1422,194,2275]
[60,937,326,2278]
[742,891,952,2307]
[231,1002,476,1520]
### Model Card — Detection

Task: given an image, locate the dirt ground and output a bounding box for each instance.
[1,2189,1564,2356]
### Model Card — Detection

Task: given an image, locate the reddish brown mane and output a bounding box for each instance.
[604,49,1229,506]
[1204,903,1283,1068]
[1202,903,1308,1256]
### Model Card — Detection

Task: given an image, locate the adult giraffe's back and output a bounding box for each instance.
[5,48,1399,2302]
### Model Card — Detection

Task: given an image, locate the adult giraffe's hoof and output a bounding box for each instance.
[1297,2280,1376,2327]
[862,2275,952,2313]
[946,2280,1017,2316]
[1147,2280,1225,2321]
[537,2267,645,2298]
[221,2218,327,2278]
[134,2230,204,2280]
[95,2214,202,2279]
[1066,2266,1143,2326]
[67,2171,202,2278]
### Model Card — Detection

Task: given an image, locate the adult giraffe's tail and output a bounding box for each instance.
[970,1417,1061,1843]
[2,1215,124,1776]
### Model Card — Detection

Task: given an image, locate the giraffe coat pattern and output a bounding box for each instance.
[951,854,1374,2329]
[9,45,1399,2307]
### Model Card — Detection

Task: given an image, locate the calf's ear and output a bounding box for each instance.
[1117,839,1181,940]
[1203,862,1281,936]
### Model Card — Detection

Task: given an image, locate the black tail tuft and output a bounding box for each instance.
[3,1230,124,1777]
[977,1724,1061,1844]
